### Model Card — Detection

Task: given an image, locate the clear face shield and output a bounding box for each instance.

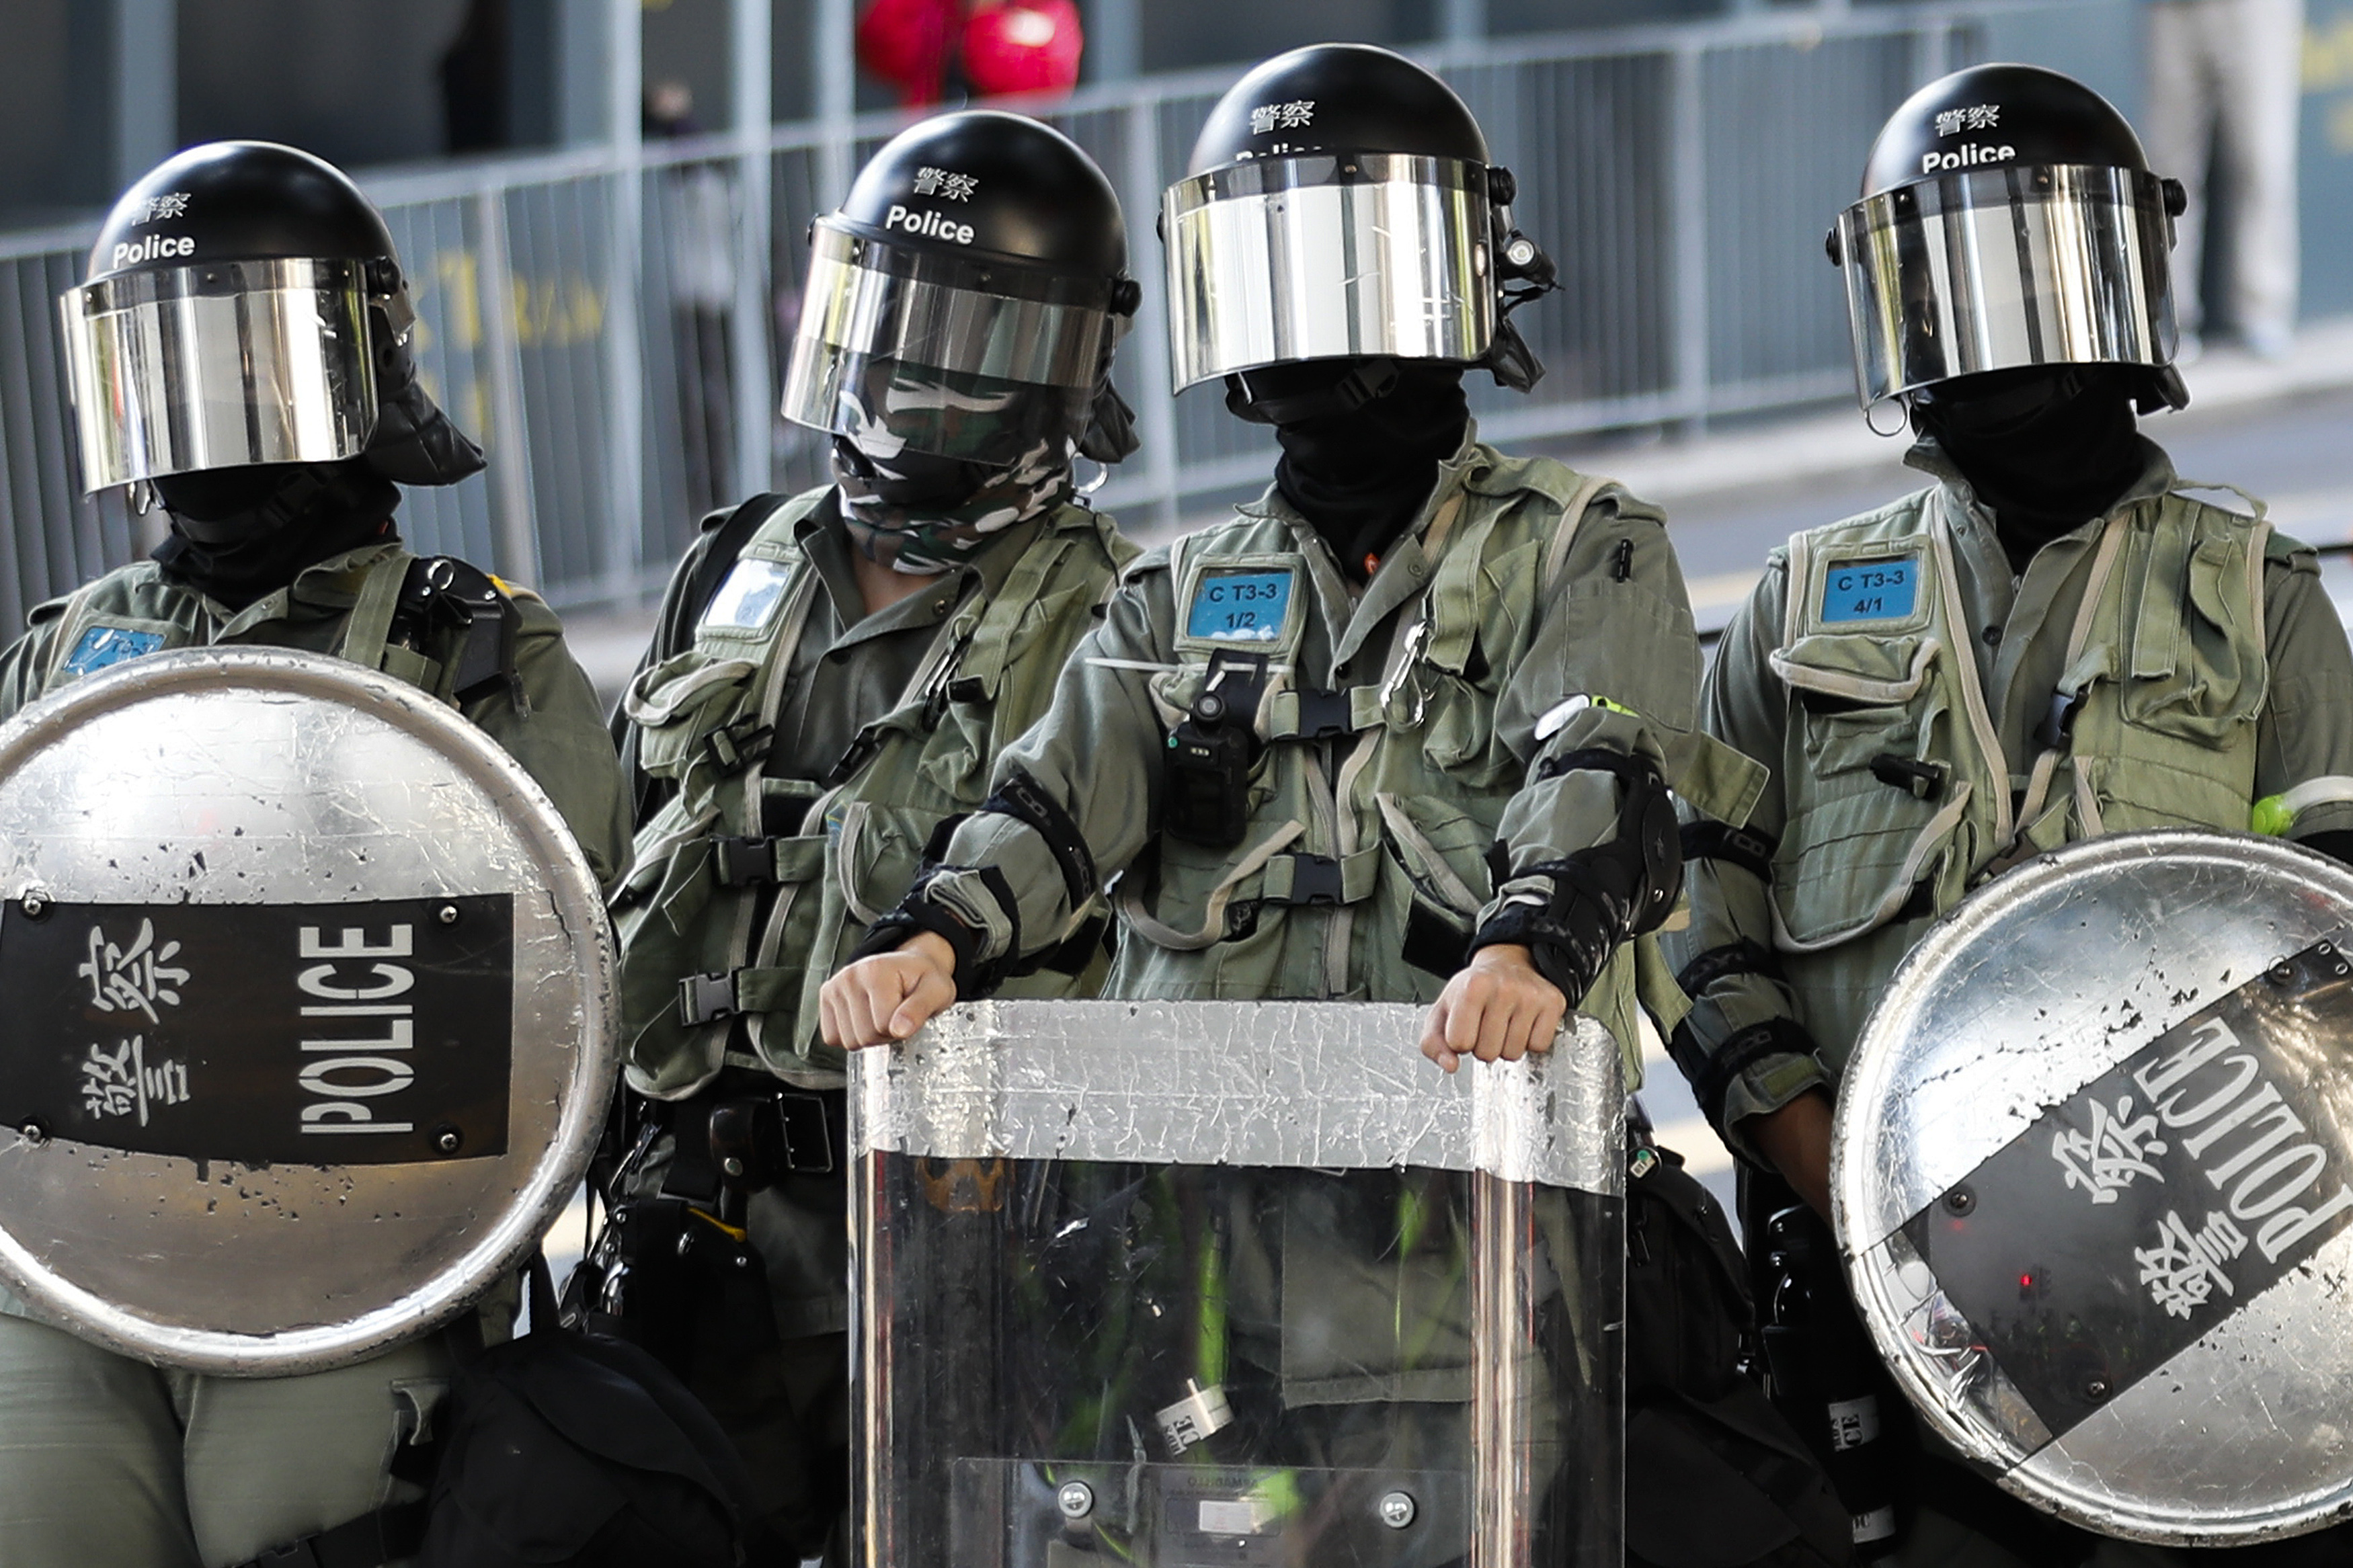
[854,1001,1625,1568]
[782,219,1121,468]
[1162,153,1499,394]
[1835,163,2178,409]
[58,257,383,494]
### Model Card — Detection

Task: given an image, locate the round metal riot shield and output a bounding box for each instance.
[0,647,616,1376]
[1834,829,2353,1544]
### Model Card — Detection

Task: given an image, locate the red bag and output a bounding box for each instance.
[961,0,1084,99]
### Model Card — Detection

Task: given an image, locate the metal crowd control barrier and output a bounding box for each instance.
[851,999,1626,1567]
[0,1,2115,644]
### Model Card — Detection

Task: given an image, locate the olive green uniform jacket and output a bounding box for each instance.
[613,489,1138,1103]
[921,429,1758,1073]
[1666,439,2353,1162]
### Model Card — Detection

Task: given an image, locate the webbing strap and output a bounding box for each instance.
[331,551,412,677]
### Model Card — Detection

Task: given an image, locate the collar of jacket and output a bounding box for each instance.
[190,540,409,634]
[1904,432,2182,528]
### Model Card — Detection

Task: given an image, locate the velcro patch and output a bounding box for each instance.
[1820,554,1920,624]
[701,558,795,631]
[61,625,165,677]
[1185,569,1293,644]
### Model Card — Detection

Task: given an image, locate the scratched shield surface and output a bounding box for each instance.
[1834,831,2353,1544]
[0,647,615,1375]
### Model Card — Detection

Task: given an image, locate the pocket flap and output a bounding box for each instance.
[1767,633,1938,706]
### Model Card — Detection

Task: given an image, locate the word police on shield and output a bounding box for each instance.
[0,647,614,1376]
[0,895,513,1164]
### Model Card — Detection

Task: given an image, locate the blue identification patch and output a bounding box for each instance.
[61,625,165,677]
[1185,569,1293,644]
[1820,556,1920,624]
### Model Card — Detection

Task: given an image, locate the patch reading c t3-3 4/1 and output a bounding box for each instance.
[0,895,514,1165]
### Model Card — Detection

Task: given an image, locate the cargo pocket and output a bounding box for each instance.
[834,800,936,927]
[1766,633,1961,951]
[624,651,761,782]
[2119,534,2266,744]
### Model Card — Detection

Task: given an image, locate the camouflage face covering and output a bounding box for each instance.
[833,362,1073,575]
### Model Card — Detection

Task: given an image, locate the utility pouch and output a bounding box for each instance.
[1759,1204,1901,1561]
[1162,652,1268,849]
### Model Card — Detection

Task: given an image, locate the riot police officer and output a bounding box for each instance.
[822,40,1747,1069]
[599,110,1141,1564]
[0,141,628,1567]
[1667,65,2353,1566]
[820,46,1763,1561]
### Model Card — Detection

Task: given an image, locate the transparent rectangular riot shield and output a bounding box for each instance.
[851,1001,1624,1568]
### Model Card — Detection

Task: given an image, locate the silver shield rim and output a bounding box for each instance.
[58,257,380,493]
[1161,154,1496,393]
[0,647,617,1376]
[1833,830,2353,1544]
[1835,164,2176,410]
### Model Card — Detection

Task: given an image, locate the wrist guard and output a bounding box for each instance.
[850,866,1023,1001]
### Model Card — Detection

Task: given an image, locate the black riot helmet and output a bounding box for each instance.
[781,110,1142,468]
[60,140,483,495]
[1161,43,1557,411]
[1827,65,2189,415]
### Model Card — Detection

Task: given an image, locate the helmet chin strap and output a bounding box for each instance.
[1225,358,1402,425]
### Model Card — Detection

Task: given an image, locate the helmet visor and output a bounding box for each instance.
[1837,164,2176,408]
[782,220,1116,465]
[58,257,377,493]
[1162,153,1496,394]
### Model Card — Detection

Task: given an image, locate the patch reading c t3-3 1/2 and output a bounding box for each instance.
[1905,938,2353,1440]
[0,895,514,1165]
[1819,556,1919,624]
[1185,569,1294,645]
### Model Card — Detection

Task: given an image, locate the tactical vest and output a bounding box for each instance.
[615,489,1135,1099]
[1113,448,1753,1069]
[37,546,516,707]
[1767,485,2276,1069]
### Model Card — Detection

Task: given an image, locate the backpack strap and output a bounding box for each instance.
[230,1502,430,1568]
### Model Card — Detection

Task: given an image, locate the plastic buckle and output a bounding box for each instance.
[2036,688,2085,751]
[677,972,740,1027]
[1279,854,1346,907]
[711,835,777,887]
[704,718,772,773]
[1295,688,1355,741]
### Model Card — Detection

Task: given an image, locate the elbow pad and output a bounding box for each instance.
[1472,750,1681,1000]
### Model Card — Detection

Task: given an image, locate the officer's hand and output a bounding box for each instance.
[820,933,958,1050]
[1420,944,1569,1073]
[1751,1089,1836,1222]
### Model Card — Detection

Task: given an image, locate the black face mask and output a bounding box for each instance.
[1236,361,1470,583]
[1911,366,2145,574]
[152,460,401,611]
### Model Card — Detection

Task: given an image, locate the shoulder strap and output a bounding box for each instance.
[1540,471,1614,595]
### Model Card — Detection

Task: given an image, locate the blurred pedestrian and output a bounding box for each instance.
[2143,0,2305,358]
[647,81,739,518]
